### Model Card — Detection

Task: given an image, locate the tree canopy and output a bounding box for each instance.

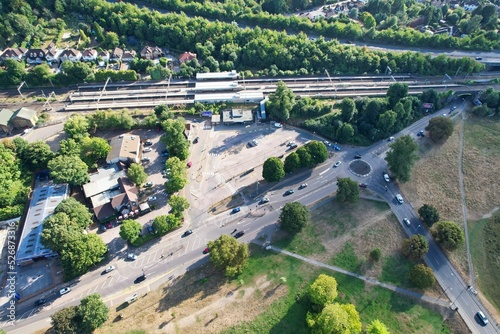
[336,177,359,203]
[418,204,440,227]
[366,319,390,334]
[425,116,454,143]
[385,135,419,182]
[262,157,285,182]
[127,163,148,186]
[168,195,190,217]
[307,302,362,334]
[402,234,429,260]
[119,219,142,243]
[78,294,109,333]
[284,152,301,173]
[208,234,249,277]
[267,81,295,121]
[279,202,309,234]
[309,274,338,309]
[54,198,92,230]
[48,155,89,186]
[431,221,465,251]
[410,264,436,289]
[152,214,181,234]
[161,118,190,160]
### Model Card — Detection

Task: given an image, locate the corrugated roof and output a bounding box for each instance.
[0,108,14,126]
[12,107,37,121]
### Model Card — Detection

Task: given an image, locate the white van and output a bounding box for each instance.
[395,194,404,204]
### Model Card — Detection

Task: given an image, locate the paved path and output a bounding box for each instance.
[253,241,451,308]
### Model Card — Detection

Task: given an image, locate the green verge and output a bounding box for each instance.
[223,246,450,334]
[469,218,500,312]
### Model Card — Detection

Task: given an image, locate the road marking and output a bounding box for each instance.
[319,169,329,176]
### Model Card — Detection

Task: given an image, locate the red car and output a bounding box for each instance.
[358,183,368,188]
[187,161,192,168]
[203,248,210,254]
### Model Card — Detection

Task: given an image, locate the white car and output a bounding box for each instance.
[127,253,137,260]
[105,266,115,273]
[403,218,411,226]
[148,196,157,202]
[395,194,404,204]
[333,161,341,168]
[383,173,390,182]
[323,140,331,147]
[144,182,154,188]
[59,287,71,295]
[274,122,282,128]
[143,148,152,153]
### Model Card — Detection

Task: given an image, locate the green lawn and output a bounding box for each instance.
[223,246,451,334]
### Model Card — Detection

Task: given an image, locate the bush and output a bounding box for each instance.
[370,248,381,262]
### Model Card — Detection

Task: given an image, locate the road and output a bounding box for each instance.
[2,106,498,334]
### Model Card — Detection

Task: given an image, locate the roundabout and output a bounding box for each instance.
[349,160,372,177]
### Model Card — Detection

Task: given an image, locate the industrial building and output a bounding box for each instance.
[194,91,263,104]
[196,70,239,80]
[106,134,141,164]
[221,109,254,125]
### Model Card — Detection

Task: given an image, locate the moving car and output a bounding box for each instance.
[231,207,241,214]
[234,231,245,239]
[358,183,368,188]
[161,152,169,157]
[395,194,404,204]
[59,287,71,295]
[403,218,411,226]
[477,311,489,325]
[148,196,157,202]
[203,247,210,254]
[299,183,308,189]
[475,56,483,60]
[105,265,115,273]
[383,173,390,182]
[144,181,154,188]
[387,136,395,141]
[182,229,193,237]
[260,197,270,204]
[333,161,341,168]
[193,137,199,144]
[354,155,362,159]
[127,253,137,260]
[417,130,425,137]
[284,189,294,196]
[135,274,146,284]
[161,149,169,154]
[34,299,47,306]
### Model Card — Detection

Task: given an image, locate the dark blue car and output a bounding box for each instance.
[232,207,241,214]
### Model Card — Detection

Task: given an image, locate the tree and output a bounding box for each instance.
[296,147,313,168]
[54,198,92,230]
[387,83,409,108]
[266,81,295,121]
[119,219,141,243]
[363,12,377,29]
[336,123,354,143]
[78,294,109,334]
[154,104,169,117]
[41,213,82,254]
[127,163,148,186]
[152,214,181,234]
[104,31,119,48]
[168,195,190,217]
[307,303,362,334]
[284,152,301,173]
[59,138,81,156]
[208,234,249,277]
[262,157,285,182]
[279,202,308,234]
[418,204,440,227]
[161,118,190,160]
[64,115,90,140]
[431,221,465,251]
[425,116,454,143]
[262,0,288,14]
[165,175,188,194]
[48,155,89,186]
[340,98,357,122]
[410,264,436,289]
[309,274,338,309]
[370,248,382,262]
[51,306,79,334]
[336,177,359,203]
[385,135,419,182]
[367,319,390,334]
[2,59,25,86]
[80,137,110,167]
[304,141,328,165]
[402,234,429,260]
[18,141,55,172]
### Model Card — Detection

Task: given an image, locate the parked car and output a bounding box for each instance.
[323,140,331,147]
[284,189,294,196]
[286,141,296,147]
[383,173,390,182]
[34,299,47,306]
[417,130,425,137]
[477,311,489,325]
[354,155,362,159]
[144,181,154,188]
[333,144,341,151]
[260,197,270,204]
[193,137,199,144]
[234,231,245,239]
[299,183,308,189]
[99,224,107,232]
[231,207,241,214]
[252,139,258,146]
[127,253,137,260]
[274,122,282,128]
[105,265,115,273]
[144,141,153,146]
[387,136,395,141]
[403,218,411,226]
[59,287,71,295]
[141,157,151,162]
[333,161,341,167]
[148,196,157,202]
[161,149,169,154]
[161,152,169,157]
[147,225,157,234]
[106,222,113,229]
[143,148,152,153]
[187,161,192,168]
[203,247,210,254]
[358,183,368,188]
[182,229,193,237]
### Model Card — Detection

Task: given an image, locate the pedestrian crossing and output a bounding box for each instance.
[209,153,220,157]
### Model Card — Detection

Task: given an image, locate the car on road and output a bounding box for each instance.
[260,197,270,204]
[127,253,137,260]
[299,183,308,189]
[383,173,390,182]
[323,140,331,147]
[333,161,341,168]
[234,231,245,239]
[403,218,411,226]
[143,148,152,153]
[144,181,154,188]
[252,139,258,146]
[161,152,169,157]
[59,287,71,295]
[358,183,368,188]
[135,274,146,284]
[286,141,296,147]
[187,161,192,168]
[161,149,169,154]
[354,155,362,159]
[333,144,341,151]
[203,247,210,254]
[148,196,157,202]
[284,189,294,196]
[417,130,425,137]
[182,229,193,237]
[451,106,457,112]
[231,207,241,214]
[141,157,151,162]
[34,299,47,306]
[105,265,115,273]
[477,311,489,325]
[144,141,153,146]
[193,137,199,144]
[395,194,404,204]
[387,136,395,141]
[288,143,298,149]
[475,56,483,60]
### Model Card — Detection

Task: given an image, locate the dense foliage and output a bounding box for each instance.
[410,264,436,289]
[279,201,309,234]
[418,204,440,227]
[402,234,429,260]
[309,274,338,310]
[425,116,454,142]
[385,135,419,182]
[431,221,465,251]
[51,294,108,334]
[208,234,249,277]
[262,157,285,182]
[336,177,359,203]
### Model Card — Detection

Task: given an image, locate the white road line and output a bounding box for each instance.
[319,169,329,176]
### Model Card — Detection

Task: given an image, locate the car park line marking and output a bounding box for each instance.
[319,169,329,176]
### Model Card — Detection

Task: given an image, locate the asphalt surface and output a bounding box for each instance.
[2,103,498,334]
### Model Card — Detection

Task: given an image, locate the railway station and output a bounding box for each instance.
[196,70,239,80]
[194,91,264,104]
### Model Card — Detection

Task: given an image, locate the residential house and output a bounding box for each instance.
[106,134,141,164]
[82,49,98,62]
[0,108,15,134]
[10,107,38,128]
[59,48,82,62]
[179,51,197,64]
[99,50,110,62]
[140,46,164,60]
[45,48,62,63]
[1,48,27,61]
[111,47,124,61]
[25,49,47,64]
[121,50,137,62]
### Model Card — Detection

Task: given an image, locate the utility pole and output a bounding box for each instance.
[325,69,336,92]
[97,77,111,104]
[17,81,28,99]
